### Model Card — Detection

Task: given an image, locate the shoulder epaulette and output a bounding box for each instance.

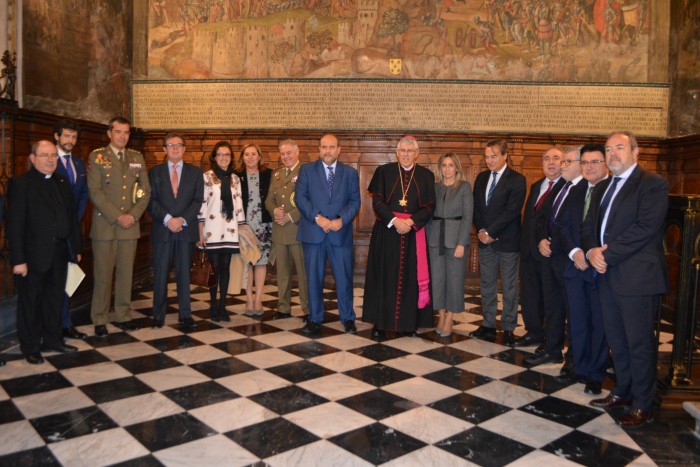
[90,147,106,154]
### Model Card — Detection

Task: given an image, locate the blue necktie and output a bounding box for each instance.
[598,176,621,233]
[486,171,498,205]
[548,181,571,233]
[63,155,75,185]
[327,166,335,198]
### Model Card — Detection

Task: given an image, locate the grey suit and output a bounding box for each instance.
[427,181,474,311]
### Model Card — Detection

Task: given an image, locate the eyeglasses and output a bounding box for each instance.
[165,143,185,149]
[580,160,606,167]
[561,160,579,166]
[215,153,232,158]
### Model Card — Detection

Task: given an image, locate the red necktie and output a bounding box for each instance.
[534,180,554,211]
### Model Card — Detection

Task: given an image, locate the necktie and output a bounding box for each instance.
[117,151,123,162]
[486,171,498,205]
[327,166,335,198]
[285,167,290,177]
[583,186,594,219]
[598,176,621,229]
[171,164,179,198]
[534,179,554,211]
[63,155,75,185]
[548,180,572,232]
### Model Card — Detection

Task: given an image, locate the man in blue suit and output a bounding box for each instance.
[148,132,204,329]
[53,119,89,341]
[582,131,668,427]
[295,134,361,336]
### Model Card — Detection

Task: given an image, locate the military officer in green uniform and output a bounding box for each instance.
[265,139,309,320]
[87,116,151,337]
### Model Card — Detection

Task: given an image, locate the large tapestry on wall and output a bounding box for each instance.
[147,0,650,83]
[22,0,131,123]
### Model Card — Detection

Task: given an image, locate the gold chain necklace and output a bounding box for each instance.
[398,162,416,207]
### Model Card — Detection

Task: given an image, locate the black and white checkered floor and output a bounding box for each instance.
[0,283,698,466]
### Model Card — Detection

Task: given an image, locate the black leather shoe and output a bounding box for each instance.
[180,318,196,329]
[25,353,44,364]
[584,381,602,395]
[273,312,292,320]
[301,321,321,336]
[63,327,87,340]
[469,326,497,342]
[371,326,385,339]
[535,344,545,355]
[617,408,653,427]
[590,393,632,409]
[512,334,543,347]
[219,311,231,322]
[152,319,164,329]
[95,325,109,337]
[344,321,357,333]
[41,343,78,353]
[525,352,564,365]
[397,331,417,337]
[0,359,5,366]
[503,331,515,346]
[114,320,137,331]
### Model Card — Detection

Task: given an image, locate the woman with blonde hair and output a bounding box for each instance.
[427,152,473,337]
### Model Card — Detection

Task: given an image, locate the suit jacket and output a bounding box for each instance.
[426,180,473,249]
[549,179,589,279]
[473,166,527,252]
[148,162,204,243]
[581,165,669,296]
[8,168,81,272]
[237,168,272,224]
[295,159,361,246]
[55,153,88,221]
[520,177,565,260]
[87,146,151,240]
[265,162,303,245]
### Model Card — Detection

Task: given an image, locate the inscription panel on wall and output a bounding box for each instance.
[132,81,669,137]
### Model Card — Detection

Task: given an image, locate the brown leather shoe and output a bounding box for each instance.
[590,393,632,409]
[617,408,652,427]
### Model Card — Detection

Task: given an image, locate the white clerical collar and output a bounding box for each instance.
[401,164,414,171]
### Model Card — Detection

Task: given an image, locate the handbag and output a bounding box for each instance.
[191,246,216,288]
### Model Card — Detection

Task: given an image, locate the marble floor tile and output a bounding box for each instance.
[382,336,443,354]
[30,406,118,443]
[45,349,111,370]
[251,330,309,348]
[520,395,604,429]
[506,448,582,467]
[423,367,493,391]
[436,426,534,466]
[146,334,205,353]
[343,363,414,387]
[265,439,372,467]
[96,341,160,361]
[212,338,271,356]
[100,392,185,426]
[128,326,185,342]
[550,383,608,408]
[448,338,511,357]
[347,343,410,362]
[429,393,511,424]
[466,379,546,409]
[417,345,481,366]
[164,344,232,365]
[0,400,23,425]
[13,386,95,419]
[296,373,375,401]
[337,389,420,420]
[0,446,60,465]
[224,417,319,459]
[541,429,645,466]
[161,380,239,410]
[265,359,334,383]
[279,341,339,359]
[0,385,8,401]
[479,409,573,448]
[309,350,376,372]
[49,427,149,467]
[284,401,374,438]
[0,420,45,456]
[316,333,375,351]
[382,444,478,466]
[234,348,302,369]
[501,368,569,395]
[136,365,210,392]
[381,406,474,444]
[577,413,643,451]
[189,357,256,379]
[382,376,461,405]
[457,356,526,379]
[187,328,247,345]
[1,371,72,398]
[189,397,277,433]
[60,361,133,386]
[249,385,328,415]
[80,376,156,404]
[116,353,183,375]
[215,369,292,397]
[153,434,259,467]
[329,422,426,465]
[382,354,451,376]
[125,413,217,452]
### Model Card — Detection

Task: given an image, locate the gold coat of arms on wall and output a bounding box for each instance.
[389,59,402,75]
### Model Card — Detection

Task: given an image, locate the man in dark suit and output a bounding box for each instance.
[295,134,361,336]
[8,140,81,364]
[515,147,564,351]
[550,143,609,395]
[148,132,204,329]
[53,119,89,341]
[582,131,668,427]
[472,140,527,343]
